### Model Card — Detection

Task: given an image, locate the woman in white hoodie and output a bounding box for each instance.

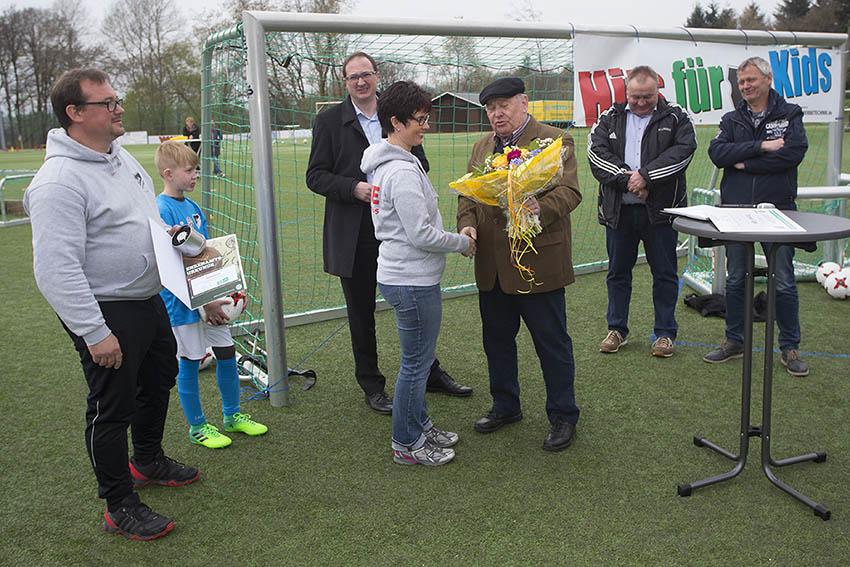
[361,81,475,467]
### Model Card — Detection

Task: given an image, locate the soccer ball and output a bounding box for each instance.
[198,291,247,325]
[816,262,841,287]
[198,347,215,370]
[824,269,850,299]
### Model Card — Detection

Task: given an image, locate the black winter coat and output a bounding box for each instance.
[708,90,807,209]
[588,97,697,228]
[305,95,428,277]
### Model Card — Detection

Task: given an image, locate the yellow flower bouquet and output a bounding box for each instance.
[450,136,563,206]
[450,136,565,290]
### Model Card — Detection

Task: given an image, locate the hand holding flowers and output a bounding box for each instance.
[450,135,565,290]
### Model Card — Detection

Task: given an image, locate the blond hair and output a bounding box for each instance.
[155,140,199,175]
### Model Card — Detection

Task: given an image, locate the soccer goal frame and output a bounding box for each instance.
[202,12,848,407]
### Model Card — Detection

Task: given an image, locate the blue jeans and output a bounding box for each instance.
[605,205,679,339]
[724,242,800,350]
[479,285,579,425]
[378,283,441,450]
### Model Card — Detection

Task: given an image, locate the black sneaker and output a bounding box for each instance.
[103,495,174,541]
[129,453,199,488]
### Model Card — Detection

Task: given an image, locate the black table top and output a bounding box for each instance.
[672,210,850,243]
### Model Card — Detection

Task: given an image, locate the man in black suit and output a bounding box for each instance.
[306,52,472,414]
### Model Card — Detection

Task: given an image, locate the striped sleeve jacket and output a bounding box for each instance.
[587,97,697,228]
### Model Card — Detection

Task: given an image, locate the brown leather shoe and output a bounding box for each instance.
[652,337,674,358]
[600,330,627,353]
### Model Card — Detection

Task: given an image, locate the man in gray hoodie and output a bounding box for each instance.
[24,68,198,541]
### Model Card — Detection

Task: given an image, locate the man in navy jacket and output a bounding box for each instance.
[306,52,472,415]
[704,56,809,376]
[588,66,696,358]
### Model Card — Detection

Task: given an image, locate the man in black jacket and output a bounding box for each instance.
[703,56,809,376]
[306,52,472,415]
[588,65,696,358]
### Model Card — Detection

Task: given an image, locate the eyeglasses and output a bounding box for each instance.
[411,115,430,126]
[76,98,123,113]
[344,71,377,82]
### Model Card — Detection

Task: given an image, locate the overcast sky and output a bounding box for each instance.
[4,0,782,31]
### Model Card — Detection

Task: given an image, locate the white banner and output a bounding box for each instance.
[572,34,842,127]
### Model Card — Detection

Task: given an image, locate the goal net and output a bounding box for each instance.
[200,14,846,391]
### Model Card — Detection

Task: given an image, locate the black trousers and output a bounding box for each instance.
[340,226,386,396]
[479,284,580,425]
[62,296,177,507]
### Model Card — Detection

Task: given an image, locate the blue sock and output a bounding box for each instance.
[216,356,241,418]
[177,358,205,426]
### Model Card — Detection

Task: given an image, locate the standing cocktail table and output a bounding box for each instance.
[673,210,850,520]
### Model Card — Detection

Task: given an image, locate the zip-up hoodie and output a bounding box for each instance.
[24,128,165,346]
[360,140,469,286]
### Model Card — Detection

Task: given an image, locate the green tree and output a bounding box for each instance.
[0,2,97,147]
[738,1,771,29]
[774,0,812,29]
[424,36,482,93]
[686,2,738,28]
[798,0,850,32]
[0,7,28,148]
[686,4,710,27]
[101,0,199,134]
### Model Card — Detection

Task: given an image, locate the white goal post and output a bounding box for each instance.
[202,11,848,408]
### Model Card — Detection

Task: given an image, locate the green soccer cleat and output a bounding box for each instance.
[223,412,269,436]
[189,423,232,449]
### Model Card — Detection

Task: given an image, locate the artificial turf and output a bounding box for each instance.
[2,217,849,565]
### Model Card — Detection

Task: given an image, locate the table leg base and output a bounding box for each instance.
[693,434,738,461]
[772,450,826,467]
[680,435,830,520]
[763,453,830,520]
[678,435,745,497]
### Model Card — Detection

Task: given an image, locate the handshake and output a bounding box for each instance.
[460,226,477,258]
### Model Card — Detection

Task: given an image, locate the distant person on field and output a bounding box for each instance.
[360,81,475,466]
[305,51,472,416]
[211,120,224,177]
[24,67,199,541]
[703,56,809,376]
[587,65,697,358]
[183,116,200,155]
[155,141,268,448]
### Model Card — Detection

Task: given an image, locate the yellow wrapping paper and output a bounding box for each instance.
[449,136,563,206]
[450,136,566,292]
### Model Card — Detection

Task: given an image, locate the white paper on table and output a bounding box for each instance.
[662,205,716,221]
[148,218,193,308]
[708,208,806,233]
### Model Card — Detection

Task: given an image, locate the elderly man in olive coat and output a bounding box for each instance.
[457,77,582,452]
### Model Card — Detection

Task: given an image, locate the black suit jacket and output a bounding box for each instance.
[305,95,428,277]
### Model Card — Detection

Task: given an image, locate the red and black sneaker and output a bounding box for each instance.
[103,496,174,541]
[129,453,199,488]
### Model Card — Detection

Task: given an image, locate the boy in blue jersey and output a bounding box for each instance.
[155,141,268,448]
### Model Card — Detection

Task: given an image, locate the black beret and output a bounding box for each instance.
[479,77,525,105]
